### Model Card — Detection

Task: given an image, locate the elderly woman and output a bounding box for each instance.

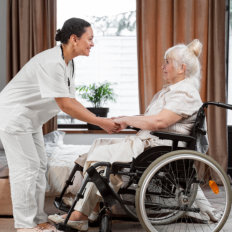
[49,39,203,231]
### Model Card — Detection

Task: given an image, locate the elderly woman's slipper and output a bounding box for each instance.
[63,197,99,222]
[48,214,88,231]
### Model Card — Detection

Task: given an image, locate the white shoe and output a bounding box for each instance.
[48,214,88,231]
[63,197,99,222]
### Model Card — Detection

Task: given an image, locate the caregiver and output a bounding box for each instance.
[0,18,118,232]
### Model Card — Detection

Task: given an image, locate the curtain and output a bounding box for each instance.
[136,0,227,170]
[206,1,227,171]
[7,0,57,134]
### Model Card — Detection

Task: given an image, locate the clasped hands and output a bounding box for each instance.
[112,116,128,133]
[102,116,128,134]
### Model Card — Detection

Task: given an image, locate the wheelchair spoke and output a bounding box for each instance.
[174,161,180,188]
[168,162,179,187]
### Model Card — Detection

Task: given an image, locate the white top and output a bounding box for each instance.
[0,46,75,134]
[137,78,203,142]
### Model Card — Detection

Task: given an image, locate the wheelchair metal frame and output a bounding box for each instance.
[53,102,232,232]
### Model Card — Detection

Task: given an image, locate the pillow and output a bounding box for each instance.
[0,139,4,150]
[44,130,66,158]
[0,150,8,177]
[44,130,65,145]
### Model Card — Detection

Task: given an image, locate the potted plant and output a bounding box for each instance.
[76,81,117,130]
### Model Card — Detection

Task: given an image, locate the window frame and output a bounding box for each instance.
[56,5,138,129]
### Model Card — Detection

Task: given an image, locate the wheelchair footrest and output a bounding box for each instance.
[54,197,71,212]
[55,223,79,232]
[88,218,100,227]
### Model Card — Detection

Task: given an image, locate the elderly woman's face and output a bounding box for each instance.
[161,58,179,84]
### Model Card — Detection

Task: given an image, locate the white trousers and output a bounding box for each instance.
[0,129,47,228]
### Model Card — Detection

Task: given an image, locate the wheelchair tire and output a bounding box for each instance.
[99,214,112,232]
[119,146,173,219]
[135,150,232,232]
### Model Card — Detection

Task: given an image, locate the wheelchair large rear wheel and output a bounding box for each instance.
[119,146,172,219]
[135,150,231,232]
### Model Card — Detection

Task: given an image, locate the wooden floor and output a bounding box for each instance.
[1,195,232,232]
[0,219,145,232]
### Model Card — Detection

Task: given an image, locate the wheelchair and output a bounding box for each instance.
[53,102,232,232]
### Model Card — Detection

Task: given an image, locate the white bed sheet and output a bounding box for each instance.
[46,142,90,195]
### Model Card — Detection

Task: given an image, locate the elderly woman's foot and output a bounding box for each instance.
[63,197,99,222]
[48,211,88,231]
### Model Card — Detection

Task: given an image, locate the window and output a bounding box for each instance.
[57,0,139,126]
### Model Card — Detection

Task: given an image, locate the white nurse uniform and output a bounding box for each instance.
[0,45,75,228]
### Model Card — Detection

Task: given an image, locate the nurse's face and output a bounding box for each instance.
[74,27,94,56]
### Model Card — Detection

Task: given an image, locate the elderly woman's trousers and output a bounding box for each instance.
[0,128,47,228]
[74,171,123,216]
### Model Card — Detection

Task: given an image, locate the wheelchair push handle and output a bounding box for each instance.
[202,101,232,110]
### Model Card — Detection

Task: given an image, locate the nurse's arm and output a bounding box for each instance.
[114,109,182,131]
[55,97,118,133]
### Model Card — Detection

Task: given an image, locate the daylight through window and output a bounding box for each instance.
[57,0,139,126]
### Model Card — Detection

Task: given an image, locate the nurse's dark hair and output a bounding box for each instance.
[55,18,91,44]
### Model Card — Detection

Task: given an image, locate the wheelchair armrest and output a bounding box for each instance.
[126,126,140,131]
[150,131,196,143]
[111,162,132,174]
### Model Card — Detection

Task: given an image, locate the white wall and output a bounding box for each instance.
[0,0,7,91]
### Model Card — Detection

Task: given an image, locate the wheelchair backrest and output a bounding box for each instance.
[190,104,207,140]
[190,102,232,151]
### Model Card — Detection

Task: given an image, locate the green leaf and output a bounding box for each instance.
[76,81,117,107]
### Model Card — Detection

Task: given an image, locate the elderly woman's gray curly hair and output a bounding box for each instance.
[164,39,203,91]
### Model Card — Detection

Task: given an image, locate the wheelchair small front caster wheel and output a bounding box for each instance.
[89,217,100,227]
[99,214,112,232]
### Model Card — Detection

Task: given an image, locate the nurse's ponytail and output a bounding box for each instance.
[55,18,91,44]
[55,29,64,42]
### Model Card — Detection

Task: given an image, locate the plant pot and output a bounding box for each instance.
[87,107,109,130]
